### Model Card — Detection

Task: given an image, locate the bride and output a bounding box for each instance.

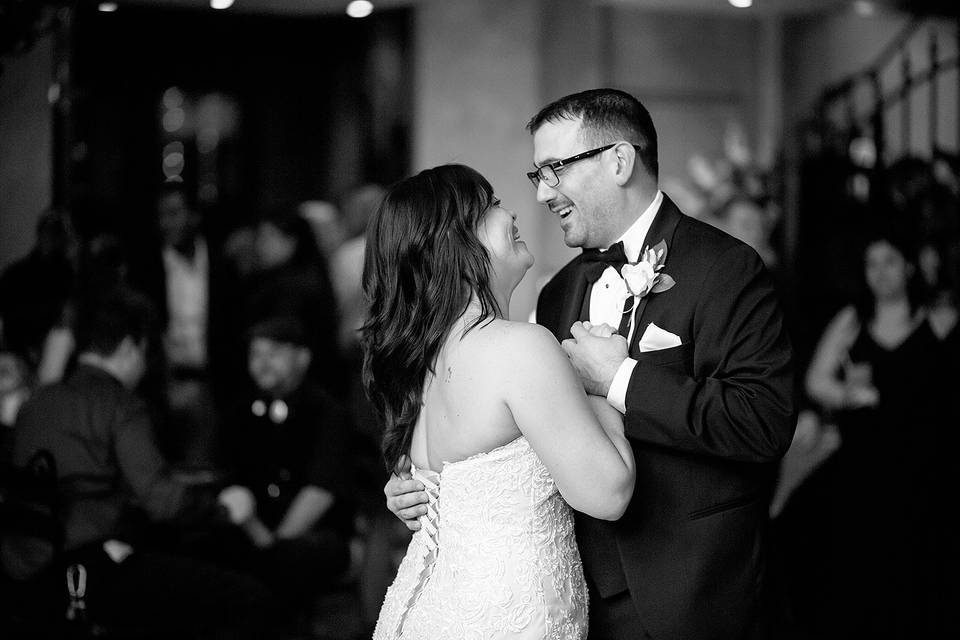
[362,164,635,639]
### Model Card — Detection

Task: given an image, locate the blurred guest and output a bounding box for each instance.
[130,183,230,467]
[0,208,78,385]
[222,316,352,617]
[330,184,385,355]
[803,232,953,638]
[327,184,398,627]
[299,199,345,260]
[713,196,778,269]
[0,351,30,467]
[11,287,272,637]
[243,207,341,393]
[222,224,258,280]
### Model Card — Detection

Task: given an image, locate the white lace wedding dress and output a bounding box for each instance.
[373,436,588,639]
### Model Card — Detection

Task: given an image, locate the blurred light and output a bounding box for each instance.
[163,148,185,179]
[98,2,118,12]
[210,0,234,9]
[162,108,185,133]
[849,136,877,168]
[728,0,752,7]
[163,152,185,168]
[163,141,185,156]
[162,86,184,110]
[346,1,374,18]
[853,1,876,16]
[48,83,61,104]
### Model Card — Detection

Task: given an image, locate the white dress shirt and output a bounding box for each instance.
[163,239,209,369]
[592,191,663,414]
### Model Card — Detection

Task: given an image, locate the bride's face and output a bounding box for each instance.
[476,199,535,288]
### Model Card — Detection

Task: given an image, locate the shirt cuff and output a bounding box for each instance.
[606,358,637,415]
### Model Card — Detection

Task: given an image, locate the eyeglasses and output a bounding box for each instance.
[526,143,640,188]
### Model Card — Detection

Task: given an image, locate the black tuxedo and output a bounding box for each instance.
[537,195,795,639]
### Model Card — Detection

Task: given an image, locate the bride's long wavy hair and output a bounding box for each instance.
[361,164,501,473]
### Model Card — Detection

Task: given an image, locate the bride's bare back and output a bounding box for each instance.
[409,316,633,521]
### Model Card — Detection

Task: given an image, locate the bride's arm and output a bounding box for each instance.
[503,324,635,521]
[586,393,632,470]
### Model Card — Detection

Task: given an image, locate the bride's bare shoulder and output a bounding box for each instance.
[470,319,562,357]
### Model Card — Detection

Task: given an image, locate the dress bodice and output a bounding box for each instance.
[373,436,588,640]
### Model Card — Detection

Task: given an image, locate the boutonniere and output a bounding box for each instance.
[620,240,676,298]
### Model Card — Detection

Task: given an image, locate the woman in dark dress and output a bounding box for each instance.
[804,232,954,638]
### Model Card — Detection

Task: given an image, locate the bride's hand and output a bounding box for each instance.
[580,321,616,338]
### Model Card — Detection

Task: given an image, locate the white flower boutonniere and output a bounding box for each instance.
[620,240,676,298]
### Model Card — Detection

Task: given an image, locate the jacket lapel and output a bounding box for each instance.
[630,195,683,351]
[556,260,591,341]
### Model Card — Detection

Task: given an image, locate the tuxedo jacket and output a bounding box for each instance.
[537,195,796,640]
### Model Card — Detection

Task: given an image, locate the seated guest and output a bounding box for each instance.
[223,316,353,615]
[11,287,272,638]
[242,207,342,394]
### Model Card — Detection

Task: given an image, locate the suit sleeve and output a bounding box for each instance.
[622,243,796,462]
[113,397,224,524]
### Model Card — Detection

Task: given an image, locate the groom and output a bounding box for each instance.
[386,88,796,639]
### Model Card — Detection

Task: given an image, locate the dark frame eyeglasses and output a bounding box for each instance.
[526,143,640,188]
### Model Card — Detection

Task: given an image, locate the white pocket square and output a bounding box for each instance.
[638,323,683,352]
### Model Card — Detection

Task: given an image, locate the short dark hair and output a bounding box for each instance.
[246,315,310,349]
[361,164,497,473]
[526,88,659,180]
[77,287,156,357]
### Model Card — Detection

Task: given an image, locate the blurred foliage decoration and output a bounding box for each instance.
[0,0,63,81]
[662,122,782,269]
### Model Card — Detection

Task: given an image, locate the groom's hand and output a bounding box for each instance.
[384,457,428,531]
[562,321,629,397]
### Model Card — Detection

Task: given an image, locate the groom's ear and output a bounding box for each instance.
[611,141,637,187]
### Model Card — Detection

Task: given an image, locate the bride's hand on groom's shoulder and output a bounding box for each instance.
[385,460,428,531]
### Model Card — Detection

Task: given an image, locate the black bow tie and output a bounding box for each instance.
[581,241,628,284]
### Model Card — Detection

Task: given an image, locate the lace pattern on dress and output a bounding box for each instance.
[373,437,588,640]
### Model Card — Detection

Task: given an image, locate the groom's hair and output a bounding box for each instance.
[361,164,499,473]
[527,88,659,180]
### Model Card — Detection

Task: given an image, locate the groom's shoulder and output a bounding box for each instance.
[675,210,739,253]
[538,254,584,303]
[672,209,761,270]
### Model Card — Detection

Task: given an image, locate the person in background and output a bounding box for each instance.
[130,183,229,468]
[11,287,272,638]
[222,315,353,620]
[804,231,954,638]
[243,207,342,394]
[0,350,30,468]
[0,208,78,385]
[299,199,345,261]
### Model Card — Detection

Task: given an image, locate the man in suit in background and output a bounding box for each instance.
[11,287,272,637]
[386,88,796,639]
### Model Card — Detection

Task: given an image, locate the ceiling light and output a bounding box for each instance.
[728,0,752,8]
[346,1,374,19]
[98,2,118,11]
[211,0,235,10]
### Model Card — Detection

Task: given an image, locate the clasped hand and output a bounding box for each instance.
[560,321,629,397]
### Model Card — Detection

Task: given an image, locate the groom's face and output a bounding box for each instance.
[532,117,617,250]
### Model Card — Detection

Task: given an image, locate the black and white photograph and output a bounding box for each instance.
[1,1,958,638]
